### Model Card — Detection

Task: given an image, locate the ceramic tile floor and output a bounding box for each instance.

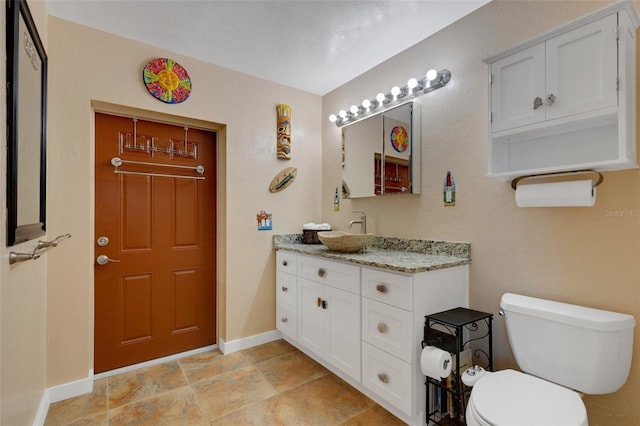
[45,339,406,425]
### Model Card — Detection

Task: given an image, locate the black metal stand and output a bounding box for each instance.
[423,308,493,425]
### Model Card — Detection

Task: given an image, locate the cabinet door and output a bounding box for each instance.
[545,14,617,121]
[491,43,546,132]
[298,278,325,355]
[325,286,361,381]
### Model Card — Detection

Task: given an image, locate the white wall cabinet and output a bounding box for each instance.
[275,250,469,426]
[486,2,639,179]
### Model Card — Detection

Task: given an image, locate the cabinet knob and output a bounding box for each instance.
[376,284,387,293]
[317,268,326,278]
[546,93,556,106]
[281,317,288,323]
[377,323,388,333]
[533,96,543,110]
[281,286,288,292]
[377,373,389,384]
[282,260,288,266]
[317,297,322,307]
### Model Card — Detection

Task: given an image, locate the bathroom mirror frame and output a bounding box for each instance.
[341,101,420,198]
[6,0,48,246]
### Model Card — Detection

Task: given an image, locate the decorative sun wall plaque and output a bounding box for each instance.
[143,58,191,104]
[276,104,292,159]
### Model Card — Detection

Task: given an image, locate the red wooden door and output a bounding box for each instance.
[94,113,216,373]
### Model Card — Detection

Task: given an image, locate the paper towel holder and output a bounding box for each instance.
[511,169,604,190]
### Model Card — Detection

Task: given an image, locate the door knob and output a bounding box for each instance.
[96,254,120,265]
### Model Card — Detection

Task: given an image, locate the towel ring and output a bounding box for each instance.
[511,169,604,190]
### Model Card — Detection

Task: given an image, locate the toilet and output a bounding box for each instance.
[465,293,635,426]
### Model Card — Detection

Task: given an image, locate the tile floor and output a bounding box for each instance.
[45,339,406,425]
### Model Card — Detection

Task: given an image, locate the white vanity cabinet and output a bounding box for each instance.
[361,266,468,420]
[486,2,639,179]
[274,249,469,426]
[297,255,361,382]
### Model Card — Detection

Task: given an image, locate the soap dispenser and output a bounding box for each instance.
[443,171,455,207]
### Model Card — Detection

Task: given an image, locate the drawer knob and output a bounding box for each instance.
[377,373,389,384]
[377,323,388,333]
[376,284,387,293]
[282,260,288,266]
[281,286,288,292]
[318,268,326,278]
[281,317,288,323]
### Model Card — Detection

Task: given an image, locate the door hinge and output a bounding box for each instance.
[490,111,493,123]
[617,77,620,92]
[489,73,492,85]
[616,24,619,41]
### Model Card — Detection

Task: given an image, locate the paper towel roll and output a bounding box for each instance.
[420,346,452,379]
[515,180,596,207]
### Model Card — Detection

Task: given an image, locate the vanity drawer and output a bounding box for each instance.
[362,342,412,415]
[276,251,297,274]
[276,271,297,307]
[362,268,413,311]
[362,298,413,363]
[298,255,360,294]
[276,303,297,341]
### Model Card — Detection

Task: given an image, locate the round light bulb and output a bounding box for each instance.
[407,78,418,89]
[350,105,359,114]
[426,69,438,81]
[391,86,401,97]
[362,99,371,109]
[329,114,337,123]
[338,110,347,118]
[376,93,386,103]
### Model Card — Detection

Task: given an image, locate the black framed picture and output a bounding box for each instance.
[6,0,47,246]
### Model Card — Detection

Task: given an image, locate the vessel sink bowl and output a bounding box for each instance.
[317,231,374,253]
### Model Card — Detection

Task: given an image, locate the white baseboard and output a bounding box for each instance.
[33,389,51,426]
[218,329,281,354]
[48,369,94,403]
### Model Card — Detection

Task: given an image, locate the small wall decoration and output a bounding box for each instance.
[276,104,292,159]
[269,167,297,193]
[143,58,191,104]
[257,211,273,230]
[390,126,409,153]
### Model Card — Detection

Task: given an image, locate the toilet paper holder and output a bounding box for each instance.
[510,169,604,190]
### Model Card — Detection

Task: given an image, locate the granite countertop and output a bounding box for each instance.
[273,234,471,274]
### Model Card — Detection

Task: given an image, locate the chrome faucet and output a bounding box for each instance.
[348,210,367,234]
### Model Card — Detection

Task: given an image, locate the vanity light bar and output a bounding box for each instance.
[329,69,451,127]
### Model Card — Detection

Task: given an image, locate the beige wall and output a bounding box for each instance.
[43,16,322,386]
[2,1,639,425]
[322,1,640,424]
[0,1,49,424]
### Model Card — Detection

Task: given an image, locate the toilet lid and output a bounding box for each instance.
[471,370,587,426]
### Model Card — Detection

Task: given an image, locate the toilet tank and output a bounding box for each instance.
[500,293,635,394]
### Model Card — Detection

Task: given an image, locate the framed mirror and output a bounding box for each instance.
[6,0,47,246]
[342,102,420,198]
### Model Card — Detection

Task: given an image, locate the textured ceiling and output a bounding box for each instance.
[45,0,490,95]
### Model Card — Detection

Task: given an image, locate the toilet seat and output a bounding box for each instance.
[469,369,588,426]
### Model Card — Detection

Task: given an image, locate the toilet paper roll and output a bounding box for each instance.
[420,346,452,379]
[515,180,596,207]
